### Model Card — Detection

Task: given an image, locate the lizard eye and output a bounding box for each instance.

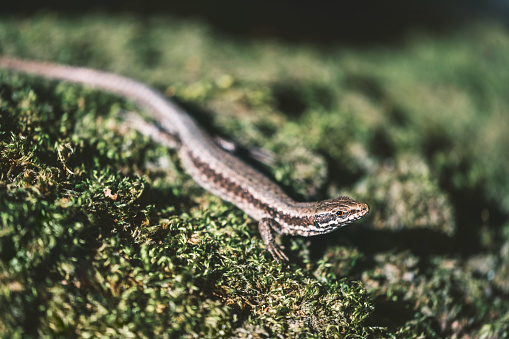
[336,211,344,217]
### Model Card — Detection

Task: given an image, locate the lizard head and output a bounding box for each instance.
[312,196,369,233]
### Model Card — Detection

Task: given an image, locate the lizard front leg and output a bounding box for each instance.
[258,218,289,263]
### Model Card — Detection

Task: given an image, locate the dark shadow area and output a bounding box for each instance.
[324,153,366,192]
[439,177,507,255]
[1,0,507,46]
[272,81,334,117]
[307,226,455,264]
[344,75,386,102]
[422,130,508,255]
[273,84,309,118]
[369,128,396,160]
[366,296,424,332]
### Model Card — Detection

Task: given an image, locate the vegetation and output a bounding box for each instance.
[1,13,508,337]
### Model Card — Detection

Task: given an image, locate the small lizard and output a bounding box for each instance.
[0,57,369,262]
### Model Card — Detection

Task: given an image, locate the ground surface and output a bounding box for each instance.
[1,11,509,338]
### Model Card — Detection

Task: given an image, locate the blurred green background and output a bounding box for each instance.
[1,1,509,337]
